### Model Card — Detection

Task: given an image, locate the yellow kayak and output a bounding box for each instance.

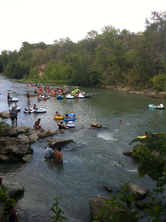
[54,116,64,120]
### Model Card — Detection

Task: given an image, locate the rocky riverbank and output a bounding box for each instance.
[101,85,166,99]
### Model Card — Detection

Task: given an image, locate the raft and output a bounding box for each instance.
[64,118,75,122]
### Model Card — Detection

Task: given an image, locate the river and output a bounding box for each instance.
[0,77,166,222]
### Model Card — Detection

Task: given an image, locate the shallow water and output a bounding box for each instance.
[0,77,166,221]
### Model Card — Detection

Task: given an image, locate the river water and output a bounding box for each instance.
[0,77,166,222]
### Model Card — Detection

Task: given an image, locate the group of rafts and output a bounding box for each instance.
[8,88,90,128]
[149,103,165,110]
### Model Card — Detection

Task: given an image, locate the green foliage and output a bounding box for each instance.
[0,185,8,201]
[150,74,166,92]
[93,181,141,222]
[50,196,68,222]
[130,132,166,187]
[1,11,166,88]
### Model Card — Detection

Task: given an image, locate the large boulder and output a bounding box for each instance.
[38,129,58,138]
[0,154,11,162]
[0,111,10,118]
[28,131,39,143]
[48,138,73,148]
[89,196,111,222]
[0,136,31,162]
[129,184,149,200]
[2,180,24,198]
[90,122,102,128]
[0,125,31,137]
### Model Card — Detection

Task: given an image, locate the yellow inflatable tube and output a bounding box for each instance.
[54,116,64,120]
[137,136,146,139]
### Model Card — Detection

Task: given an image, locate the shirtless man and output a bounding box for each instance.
[53,147,63,163]
[33,118,44,132]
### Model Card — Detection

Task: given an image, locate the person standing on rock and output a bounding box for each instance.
[53,147,63,163]
[10,107,18,125]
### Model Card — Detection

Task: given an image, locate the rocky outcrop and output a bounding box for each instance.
[0,125,31,137]
[48,138,74,148]
[0,136,32,162]
[2,180,24,198]
[0,111,10,118]
[129,184,149,200]
[38,129,59,138]
[89,196,111,222]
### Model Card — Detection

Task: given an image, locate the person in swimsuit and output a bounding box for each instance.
[33,118,44,132]
[57,121,66,130]
[7,93,10,101]
[27,91,30,100]
[53,147,63,163]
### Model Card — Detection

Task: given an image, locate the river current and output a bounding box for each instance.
[0,77,166,221]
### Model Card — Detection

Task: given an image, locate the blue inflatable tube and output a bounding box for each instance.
[68,113,76,117]
[64,118,75,122]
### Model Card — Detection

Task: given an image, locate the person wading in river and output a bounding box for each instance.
[53,147,63,163]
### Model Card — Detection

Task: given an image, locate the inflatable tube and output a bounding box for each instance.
[57,95,64,100]
[156,104,165,110]
[9,107,21,111]
[41,95,50,99]
[78,94,85,99]
[33,108,46,113]
[8,98,18,102]
[66,94,74,99]
[23,108,34,113]
[68,113,76,117]
[137,136,147,139]
[149,104,157,109]
[64,118,75,122]
[54,116,64,120]
[67,121,75,128]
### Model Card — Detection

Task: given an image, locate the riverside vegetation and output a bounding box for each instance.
[0,11,166,92]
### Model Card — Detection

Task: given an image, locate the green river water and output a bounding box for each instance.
[0,77,166,221]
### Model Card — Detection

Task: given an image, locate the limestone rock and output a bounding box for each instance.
[102,185,113,192]
[91,122,102,128]
[89,196,111,222]
[129,184,149,200]
[2,180,24,198]
[123,150,133,157]
[0,111,10,118]
[0,136,31,160]
[0,154,11,162]
[48,138,73,148]
[22,154,33,162]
